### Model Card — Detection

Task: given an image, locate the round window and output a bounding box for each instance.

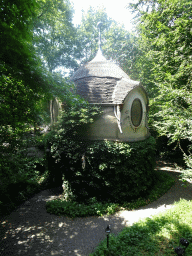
[131,98,143,127]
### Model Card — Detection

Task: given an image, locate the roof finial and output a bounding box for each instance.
[90,22,106,62]
[97,22,102,51]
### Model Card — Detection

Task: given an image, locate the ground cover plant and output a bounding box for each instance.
[46,171,175,218]
[90,199,192,256]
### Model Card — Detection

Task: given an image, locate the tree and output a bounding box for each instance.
[129,0,192,141]
[0,0,76,146]
[32,0,78,73]
[103,22,141,80]
[129,0,192,174]
[0,0,51,93]
[0,0,76,128]
[0,0,78,212]
[75,7,113,64]
[75,7,140,80]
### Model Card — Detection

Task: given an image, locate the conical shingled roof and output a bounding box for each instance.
[71,48,141,104]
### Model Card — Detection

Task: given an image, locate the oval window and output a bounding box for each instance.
[131,98,143,127]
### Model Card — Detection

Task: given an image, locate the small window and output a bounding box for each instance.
[131,98,143,127]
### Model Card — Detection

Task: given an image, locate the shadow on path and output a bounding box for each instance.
[117,161,192,227]
[0,188,126,256]
[0,161,192,256]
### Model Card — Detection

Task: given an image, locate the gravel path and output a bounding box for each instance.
[1,161,192,256]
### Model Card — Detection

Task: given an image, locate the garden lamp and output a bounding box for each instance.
[180,238,189,248]
[174,238,189,255]
[105,225,111,248]
[174,247,185,255]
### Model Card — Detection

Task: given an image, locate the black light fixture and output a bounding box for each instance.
[105,225,111,249]
[174,238,189,255]
[180,238,189,248]
[174,247,185,255]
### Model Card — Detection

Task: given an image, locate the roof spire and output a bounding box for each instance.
[90,22,107,62]
[97,21,102,51]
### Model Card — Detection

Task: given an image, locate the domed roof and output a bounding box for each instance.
[71,49,130,81]
[71,40,142,104]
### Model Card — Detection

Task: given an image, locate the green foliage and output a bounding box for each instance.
[76,7,140,80]
[0,0,37,71]
[0,65,39,127]
[33,0,78,72]
[46,97,156,205]
[91,199,192,256]
[46,171,174,218]
[129,0,192,137]
[0,0,52,94]
[122,172,175,210]
[46,97,102,154]
[1,0,74,129]
[0,0,95,217]
[46,198,119,218]
[103,23,140,80]
[129,0,192,178]
[48,105,156,203]
[76,7,113,63]
[0,147,45,216]
[72,137,156,203]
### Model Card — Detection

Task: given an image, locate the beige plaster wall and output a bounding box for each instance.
[84,87,150,142]
[118,87,149,141]
[84,106,119,140]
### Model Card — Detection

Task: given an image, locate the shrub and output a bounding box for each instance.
[0,147,45,216]
[46,198,120,218]
[45,171,175,218]
[46,100,156,204]
[51,136,156,204]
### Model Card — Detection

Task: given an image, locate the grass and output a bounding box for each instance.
[46,171,175,218]
[90,199,192,255]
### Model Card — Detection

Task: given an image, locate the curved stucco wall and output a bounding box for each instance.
[79,87,150,142]
[84,106,119,140]
[118,87,149,141]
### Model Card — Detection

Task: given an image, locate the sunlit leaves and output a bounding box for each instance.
[33,0,77,72]
[129,0,192,143]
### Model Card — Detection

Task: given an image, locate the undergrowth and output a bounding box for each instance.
[46,171,175,218]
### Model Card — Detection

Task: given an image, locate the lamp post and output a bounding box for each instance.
[174,238,189,255]
[105,225,111,249]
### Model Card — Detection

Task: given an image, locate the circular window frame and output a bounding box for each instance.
[130,98,143,128]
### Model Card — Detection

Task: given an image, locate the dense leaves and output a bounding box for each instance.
[76,7,113,63]
[44,98,156,204]
[130,0,192,142]
[129,0,192,176]
[0,0,76,216]
[46,198,119,218]
[46,171,174,218]
[33,0,78,72]
[48,113,156,203]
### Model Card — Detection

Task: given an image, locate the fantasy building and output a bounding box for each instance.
[71,24,149,142]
